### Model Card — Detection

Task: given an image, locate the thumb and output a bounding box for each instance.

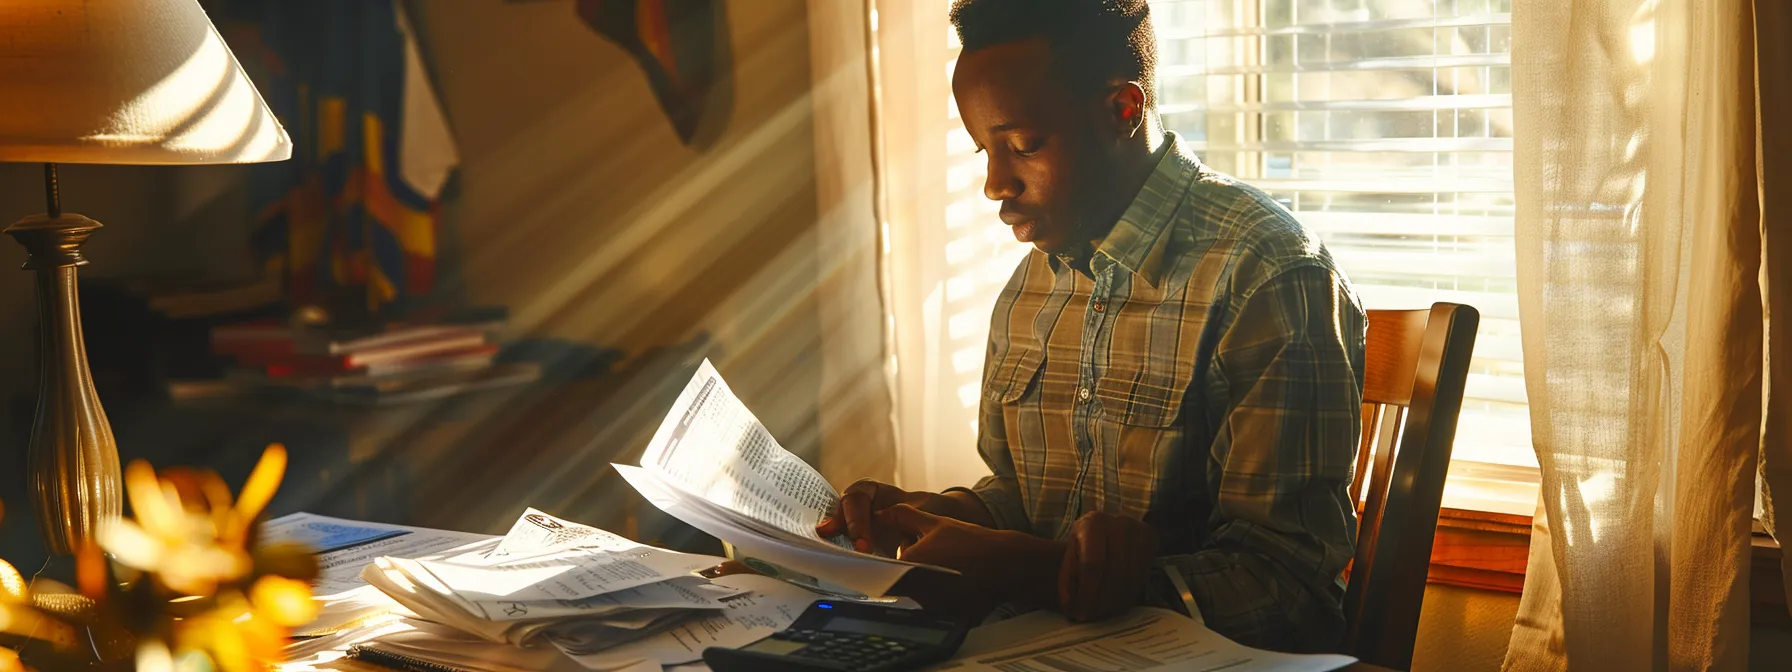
[877,503,942,535]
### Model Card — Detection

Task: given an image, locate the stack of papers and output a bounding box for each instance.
[274,508,858,671]
[353,508,839,669]
[360,509,736,646]
[263,512,494,638]
[615,359,955,599]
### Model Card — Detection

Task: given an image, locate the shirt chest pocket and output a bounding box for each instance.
[1093,340,1199,428]
[983,340,1047,405]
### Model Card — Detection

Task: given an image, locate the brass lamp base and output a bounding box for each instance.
[7,187,120,556]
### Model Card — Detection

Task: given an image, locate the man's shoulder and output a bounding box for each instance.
[1174,169,1341,287]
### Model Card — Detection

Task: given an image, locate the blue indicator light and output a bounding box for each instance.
[818,603,833,609]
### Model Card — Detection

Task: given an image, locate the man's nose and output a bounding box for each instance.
[983,155,1021,201]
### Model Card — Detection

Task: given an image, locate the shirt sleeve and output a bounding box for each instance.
[1144,263,1365,653]
[947,353,1034,534]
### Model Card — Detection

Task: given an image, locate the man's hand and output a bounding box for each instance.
[1057,511,1159,622]
[816,479,994,555]
[877,504,1062,615]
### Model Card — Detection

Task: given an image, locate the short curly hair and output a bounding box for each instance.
[949,0,1158,108]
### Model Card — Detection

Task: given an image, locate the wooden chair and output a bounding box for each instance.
[1341,302,1480,671]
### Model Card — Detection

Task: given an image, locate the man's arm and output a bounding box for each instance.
[943,372,1033,533]
[1146,263,1365,652]
[816,323,1017,548]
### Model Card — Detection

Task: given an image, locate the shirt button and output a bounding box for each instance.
[1078,387,1091,402]
[1092,300,1106,312]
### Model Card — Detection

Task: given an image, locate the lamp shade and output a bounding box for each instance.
[0,0,291,164]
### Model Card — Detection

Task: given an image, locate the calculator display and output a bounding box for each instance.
[825,617,949,645]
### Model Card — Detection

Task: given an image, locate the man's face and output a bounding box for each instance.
[953,38,1113,254]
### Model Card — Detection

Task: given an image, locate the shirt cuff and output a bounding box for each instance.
[947,475,1030,533]
[1145,556,1203,619]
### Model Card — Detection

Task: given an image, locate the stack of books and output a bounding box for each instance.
[210,317,540,404]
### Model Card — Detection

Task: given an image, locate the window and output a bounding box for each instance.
[1147,0,1532,512]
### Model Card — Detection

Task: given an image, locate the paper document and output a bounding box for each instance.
[931,608,1356,672]
[617,360,954,598]
[639,360,845,543]
[359,509,740,652]
[475,576,743,622]
[264,512,493,597]
[493,507,631,558]
[416,531,718,602]
[616,464,935,599]
[562,574,820,669]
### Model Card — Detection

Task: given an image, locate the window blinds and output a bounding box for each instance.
[1151,0,1533,470]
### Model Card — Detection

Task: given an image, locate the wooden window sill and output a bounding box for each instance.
[1427,507,1532,593]
[1425,507,1786,620]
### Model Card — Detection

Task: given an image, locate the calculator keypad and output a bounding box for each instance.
[771,628,916,668]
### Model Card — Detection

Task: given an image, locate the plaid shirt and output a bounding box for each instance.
[958,133,1366,651]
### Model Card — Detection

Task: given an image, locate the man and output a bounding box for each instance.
[818,0,1366,652]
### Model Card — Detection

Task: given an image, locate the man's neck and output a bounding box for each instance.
[1079,117,1170,250]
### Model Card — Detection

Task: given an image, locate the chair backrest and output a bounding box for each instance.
[1340,302,1479,671]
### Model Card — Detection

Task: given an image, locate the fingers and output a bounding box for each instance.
[876,503,942,537]
[1059,512,1155,622]
[698,561,759,579]
[1073,516,1107,621]
[820,479,886,553]
[1058,532,1079,617]
[1095,519,1136,620]
[815,514,843,537]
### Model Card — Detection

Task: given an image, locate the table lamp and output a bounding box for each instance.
[0,0,291,556]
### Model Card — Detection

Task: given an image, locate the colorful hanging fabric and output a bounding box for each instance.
[223,0,459,315]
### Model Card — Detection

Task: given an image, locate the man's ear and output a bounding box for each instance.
[1109,81,1148,138]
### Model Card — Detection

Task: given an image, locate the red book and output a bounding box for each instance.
[212,321,501,358]
[252,339,496,377]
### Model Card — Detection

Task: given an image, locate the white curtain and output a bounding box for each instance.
[806,0,1033,493]
[868,0,1031,492]
[805,0,898,488]
[1505,0,1789,669]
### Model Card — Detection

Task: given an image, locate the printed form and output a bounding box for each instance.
[637,359,844,541]
[932,608,1357,672]
[615,359,955,598]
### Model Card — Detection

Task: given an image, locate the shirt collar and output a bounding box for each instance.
[1049,132,1199,287]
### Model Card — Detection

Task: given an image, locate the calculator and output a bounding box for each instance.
[702,600,970,671]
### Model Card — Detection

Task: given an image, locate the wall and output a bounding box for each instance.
[0,0,831,561]
[0,164,258,417]
[1413,585,1519,672]
[1410,583,1792,671]
[403,0,825,451]
[0,162,262,557]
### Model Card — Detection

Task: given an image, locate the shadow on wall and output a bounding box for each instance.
[505,0,736,149]
[2,0,825,570]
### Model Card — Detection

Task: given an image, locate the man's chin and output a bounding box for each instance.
[1029,236,1073,255]
[1016,227,1064,253]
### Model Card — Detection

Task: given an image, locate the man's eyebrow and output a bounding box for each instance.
[987,122,1021,133]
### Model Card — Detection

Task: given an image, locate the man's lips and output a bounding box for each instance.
[1001,208,1039,243]
[1010,221,1038,242]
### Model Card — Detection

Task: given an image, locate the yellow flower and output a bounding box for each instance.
[0,507,77,655]
[249,576,317,628]
[98,446,290,597]
[1,645,35,672]
[8,445,315,672]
